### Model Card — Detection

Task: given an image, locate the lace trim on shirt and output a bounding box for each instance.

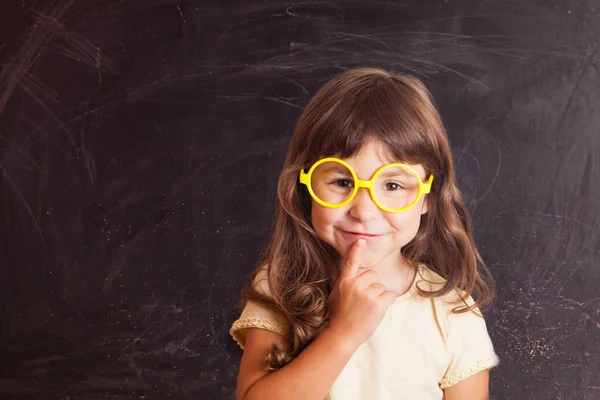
[439,358,498,389]
[229,317,289,349]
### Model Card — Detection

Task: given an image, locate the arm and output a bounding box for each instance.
[235,239,395,400]
[443,370,489,400]
[439,294,498,399]
[236,327,357,400]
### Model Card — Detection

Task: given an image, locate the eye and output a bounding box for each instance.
[333,179,354,188]
[384,182,404,191]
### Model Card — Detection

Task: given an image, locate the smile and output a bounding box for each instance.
[339,230,385,240]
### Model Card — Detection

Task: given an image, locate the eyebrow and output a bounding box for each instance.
[378,169,418,181]
[320,165,352,175]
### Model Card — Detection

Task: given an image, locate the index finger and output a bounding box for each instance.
[339,239,366,280]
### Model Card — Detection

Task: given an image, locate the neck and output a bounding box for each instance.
[371,251,417,297]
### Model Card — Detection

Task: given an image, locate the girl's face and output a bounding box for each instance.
[310,139,429,270]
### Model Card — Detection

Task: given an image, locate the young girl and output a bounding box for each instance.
[230,68,499,400]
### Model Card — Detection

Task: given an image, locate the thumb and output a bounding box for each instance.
[340,239,366,280]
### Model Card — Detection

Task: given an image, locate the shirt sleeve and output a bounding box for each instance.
[229,267,290,349]
[439,297,500,389]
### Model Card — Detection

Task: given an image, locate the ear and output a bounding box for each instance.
[421,196,429,215]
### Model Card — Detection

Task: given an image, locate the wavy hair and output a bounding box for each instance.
[239,67,495,370]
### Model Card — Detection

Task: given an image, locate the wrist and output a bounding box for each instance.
[318,325,360,357]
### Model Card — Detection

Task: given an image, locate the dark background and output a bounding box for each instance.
[0,0,598,399]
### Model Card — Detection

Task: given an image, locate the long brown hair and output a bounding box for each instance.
[240,67,495,370]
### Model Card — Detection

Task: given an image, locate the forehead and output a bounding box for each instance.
[340,140,427,179]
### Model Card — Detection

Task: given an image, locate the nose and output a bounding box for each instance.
[349,187,379,221]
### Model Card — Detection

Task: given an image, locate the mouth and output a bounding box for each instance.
[339,230,385,240]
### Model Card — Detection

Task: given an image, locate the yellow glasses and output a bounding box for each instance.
[299,157,434,213]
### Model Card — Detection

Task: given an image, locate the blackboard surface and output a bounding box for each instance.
[1,1,598,399]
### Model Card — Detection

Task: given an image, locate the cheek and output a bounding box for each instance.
[387,208,424,239]
[311,202,339,236]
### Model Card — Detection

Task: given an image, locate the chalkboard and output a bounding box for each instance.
[1,0,598,399]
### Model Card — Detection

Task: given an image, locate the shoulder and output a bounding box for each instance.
[413,264,486,330]
[230,264,290,349]
[414,264,465,303]
[251,264,273,297]
[413,266,499,388]
[416,264,494,343]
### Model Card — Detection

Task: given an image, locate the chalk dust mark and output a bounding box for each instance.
[0,0,76,118]
[544,44,598,213]
[0,162,46,246]
[475,133,502,202]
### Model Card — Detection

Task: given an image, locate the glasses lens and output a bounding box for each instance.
[372,165,420,210]
[310,161,354,205]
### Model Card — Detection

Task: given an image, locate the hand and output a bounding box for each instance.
[326,239,397,350]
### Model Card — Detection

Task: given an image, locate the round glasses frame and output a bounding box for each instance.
[299,157,434,213]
